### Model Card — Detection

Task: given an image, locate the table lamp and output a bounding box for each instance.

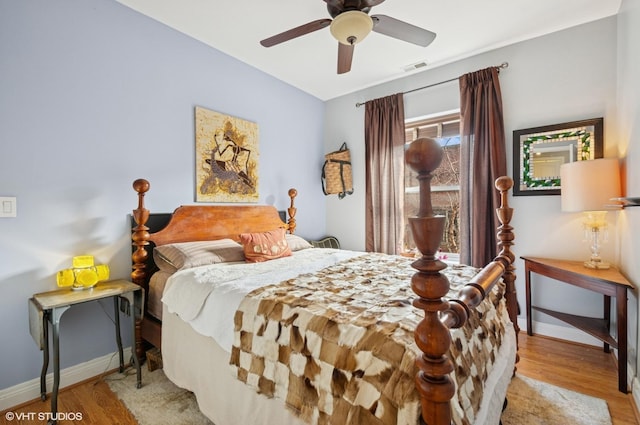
[560,158,621,269]
[56,255,110,290]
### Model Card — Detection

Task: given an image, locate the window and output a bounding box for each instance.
[403,111,461,260]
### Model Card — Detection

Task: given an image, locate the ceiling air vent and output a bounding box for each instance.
[403,61,428,72]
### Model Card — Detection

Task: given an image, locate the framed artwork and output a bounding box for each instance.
[195,106,259,202]
[512,118,603,196]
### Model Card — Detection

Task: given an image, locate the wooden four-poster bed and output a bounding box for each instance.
[130,137,518,425]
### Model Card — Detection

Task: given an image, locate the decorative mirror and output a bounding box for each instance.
[512,118,603,196]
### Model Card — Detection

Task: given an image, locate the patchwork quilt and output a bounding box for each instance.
[229,253,509,425]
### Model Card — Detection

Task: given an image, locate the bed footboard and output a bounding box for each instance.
[406,138,517,425]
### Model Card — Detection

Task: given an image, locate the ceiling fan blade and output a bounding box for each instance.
[337,42,354,74]
[361,0,386,7]
[322,0,385,8]
[371,15,436,47]
[322,0,345,7]
[260,19,332,47]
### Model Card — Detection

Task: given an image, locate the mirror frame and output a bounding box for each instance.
[512,117,603,196]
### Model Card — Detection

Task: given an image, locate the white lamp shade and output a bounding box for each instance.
[330,11,373,45]
[560,158,621,212]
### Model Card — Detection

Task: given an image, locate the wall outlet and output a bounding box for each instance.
[0,197,17,217]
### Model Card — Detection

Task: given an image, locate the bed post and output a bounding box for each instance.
[407,138,517,425]
[131,178,151,361]
[405,138,455,425]
[495,176,519,361]
[287,188,297,234]
[131,178,151,288]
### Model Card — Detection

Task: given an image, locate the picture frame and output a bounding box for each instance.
[512,117,603,196]
[195,106,259,202]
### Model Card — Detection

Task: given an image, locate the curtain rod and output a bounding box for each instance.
[355,62,509,108]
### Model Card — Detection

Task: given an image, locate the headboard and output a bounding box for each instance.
[130,179,298,294]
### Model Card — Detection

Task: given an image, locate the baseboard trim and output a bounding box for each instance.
[632,377,640,418]
[517,317,602,347]
[0,347,132,412]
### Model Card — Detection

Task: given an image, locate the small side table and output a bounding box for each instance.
[29,279,144,424]
[522,256,633,393]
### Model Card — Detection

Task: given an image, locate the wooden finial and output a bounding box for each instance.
[133,179,150,204]
[287,188,297,234]
[131,179,150,286]
[405,137,443,218]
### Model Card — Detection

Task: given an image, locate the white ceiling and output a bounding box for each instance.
[116,0,621,101]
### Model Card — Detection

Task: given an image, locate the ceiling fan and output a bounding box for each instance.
[260,0,436,74]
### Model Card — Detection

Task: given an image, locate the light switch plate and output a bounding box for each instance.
[0,197,17,217]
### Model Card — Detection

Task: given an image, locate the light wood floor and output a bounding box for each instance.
[516,332,639,425]
[2,332,638,424]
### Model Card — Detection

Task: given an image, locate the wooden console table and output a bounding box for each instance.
[522,256,633,393]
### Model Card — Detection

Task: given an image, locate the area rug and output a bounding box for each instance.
[502,374,612,425]
[108,368,612,425]
[106,368,213,425]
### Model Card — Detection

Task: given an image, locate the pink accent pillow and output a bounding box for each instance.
[239,228,292,263]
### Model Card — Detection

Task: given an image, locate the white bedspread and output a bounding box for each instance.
[162,248,362,352]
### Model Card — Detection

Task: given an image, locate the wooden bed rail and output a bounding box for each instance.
[439,258,508,330]
[406,139,517,425]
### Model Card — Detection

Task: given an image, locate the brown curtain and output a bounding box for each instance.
[364,93,405,254]
[459,67,507,267]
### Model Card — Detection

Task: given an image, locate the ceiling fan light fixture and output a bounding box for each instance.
[330,10,373,45]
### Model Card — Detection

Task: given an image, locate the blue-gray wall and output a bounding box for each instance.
[0,0,326,390]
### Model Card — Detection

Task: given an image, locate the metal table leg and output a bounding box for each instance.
[49,306,69,425]
[114,296,125,372]
[40,311,49,401]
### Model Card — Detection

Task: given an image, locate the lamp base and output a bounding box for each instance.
[584,260,610,270]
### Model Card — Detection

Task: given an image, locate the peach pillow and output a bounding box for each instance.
[239,228,292,263]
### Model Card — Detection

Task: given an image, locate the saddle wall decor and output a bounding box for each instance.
[321,142,353,199]
[195,106,259,202]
